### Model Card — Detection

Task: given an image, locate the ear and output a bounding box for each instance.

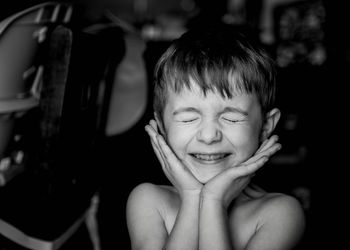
[154,112,166,136]
[260,108,281,141]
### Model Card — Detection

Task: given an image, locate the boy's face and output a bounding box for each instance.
[158,82,265,184]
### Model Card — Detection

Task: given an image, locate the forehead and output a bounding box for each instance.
[165,83,260,113]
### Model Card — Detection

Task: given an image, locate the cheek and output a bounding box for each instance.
[165,126,195,158]
[225,126,261,157]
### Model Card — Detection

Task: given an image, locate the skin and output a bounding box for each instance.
[126,83,305,250]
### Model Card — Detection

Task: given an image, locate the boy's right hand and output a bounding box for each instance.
[145,120,203,198]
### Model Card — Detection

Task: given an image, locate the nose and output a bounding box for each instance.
[196,120,222,144]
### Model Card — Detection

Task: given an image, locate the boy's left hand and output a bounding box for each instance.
[201,135,281,208]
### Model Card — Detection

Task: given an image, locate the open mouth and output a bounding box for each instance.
[190,153,230,163]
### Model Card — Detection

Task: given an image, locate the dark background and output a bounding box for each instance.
[1,0,349,249]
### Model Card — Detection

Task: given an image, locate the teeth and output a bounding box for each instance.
[193,154,227,161]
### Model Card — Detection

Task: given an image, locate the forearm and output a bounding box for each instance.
[199,197,233,250]
[164,192,201,250]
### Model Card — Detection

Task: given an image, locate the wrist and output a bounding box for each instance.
[180,190,201,211]
[199,194,227,217]
[181,189,202,200]
[201,185,224,200]
[200,191,225,207]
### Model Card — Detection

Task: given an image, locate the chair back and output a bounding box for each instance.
[0,1,73,113]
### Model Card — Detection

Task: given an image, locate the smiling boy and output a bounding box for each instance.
[126,26,305,250]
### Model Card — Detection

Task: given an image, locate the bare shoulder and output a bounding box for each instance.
[127,182,165,199]
[126,182,179,222]
[127,182,175,209]
[259,192,306,226]
[237,186,305,223]
[253,192,306,249]
[230,188,306,250]
[126,183,177,249]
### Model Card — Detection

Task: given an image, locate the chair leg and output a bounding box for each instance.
[85,193,101,250]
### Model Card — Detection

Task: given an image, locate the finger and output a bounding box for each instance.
[148,130,176,184]
[154,134,196,188]
[145,124,158,138]
[149,119,158,133]
[156,134,185,171]
[153,133,185,175]
[233,156,269,177]
[152,140,175,183]
[245,142,281,165]
[146,124,170,169]
[147,125,182,173]
[145,124,165,150]
[256,135,279,154]
[256,138,270,154]
[156,134,175,162]
[256,142,282,158]
[149,135,166,168]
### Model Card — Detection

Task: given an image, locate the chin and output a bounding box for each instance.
[193,170,223,184]
[184,158,232,183]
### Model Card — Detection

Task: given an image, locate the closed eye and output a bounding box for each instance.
[181,118,199,123]
[174,111,200,123]
[222,117,245,123]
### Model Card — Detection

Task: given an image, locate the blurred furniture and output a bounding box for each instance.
[0,2,109,249]
[0,1,73,187]
[0,1,72,113]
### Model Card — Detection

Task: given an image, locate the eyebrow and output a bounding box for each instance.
[173,107,200,115]
[221,107,248,116]
[172,106,248,116]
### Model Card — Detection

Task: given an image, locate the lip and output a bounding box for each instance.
[189,153,231,165]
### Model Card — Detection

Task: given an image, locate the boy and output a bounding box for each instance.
[126,26,305,250]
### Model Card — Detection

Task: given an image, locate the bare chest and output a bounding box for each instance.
[161,198,259,250]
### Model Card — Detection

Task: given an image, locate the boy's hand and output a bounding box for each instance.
[201,135,281,208]
[145,119,203,198]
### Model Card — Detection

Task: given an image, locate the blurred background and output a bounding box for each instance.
[0,0,349,249]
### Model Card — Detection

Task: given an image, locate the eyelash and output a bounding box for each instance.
[180,118,244,124]
[222,118,243,123]
[182,118,198,123]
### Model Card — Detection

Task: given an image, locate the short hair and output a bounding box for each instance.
[153,26,277,119]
